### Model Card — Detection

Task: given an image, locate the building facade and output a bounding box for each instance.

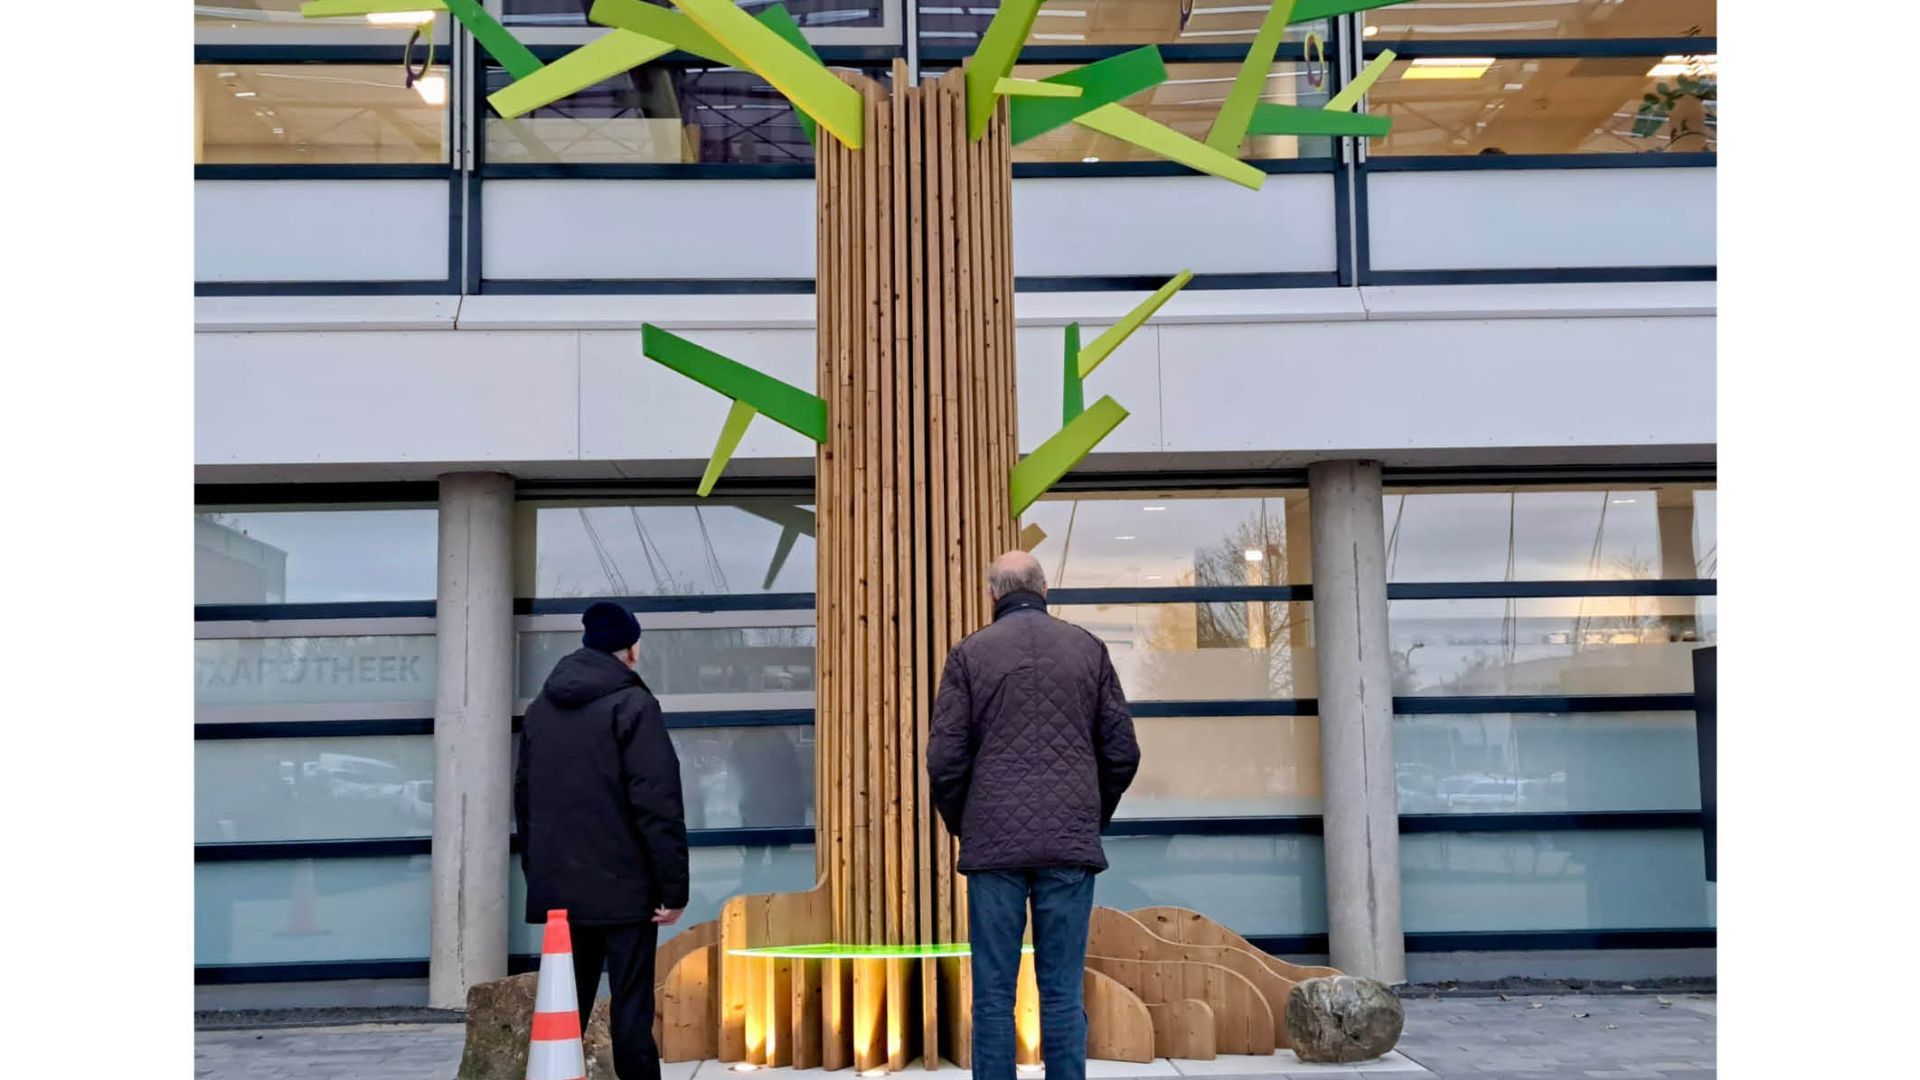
[194,0,1717,1009]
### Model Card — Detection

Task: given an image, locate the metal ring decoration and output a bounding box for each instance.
[1304,31,1327,90]
[403,24,436,91]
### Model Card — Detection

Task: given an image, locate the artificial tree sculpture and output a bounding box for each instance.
[304,0,1416,1069]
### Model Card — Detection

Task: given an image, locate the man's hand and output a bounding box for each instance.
[653,906,684,926]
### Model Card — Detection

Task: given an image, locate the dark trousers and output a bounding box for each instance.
[572,921,661,1080]
[968,867,1097,1080]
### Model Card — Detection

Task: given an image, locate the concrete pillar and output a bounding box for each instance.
[429,472,517,1008]
[1307,460,1406,983]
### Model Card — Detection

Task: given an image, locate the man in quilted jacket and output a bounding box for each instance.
[928,550,1141,1080]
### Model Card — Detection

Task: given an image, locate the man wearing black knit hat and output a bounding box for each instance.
[515,601,688,1080]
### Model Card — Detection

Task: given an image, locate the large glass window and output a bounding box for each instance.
[919,1,1329,48]
[1002,62,1332,162]
[1384,486,1715,582]
[1389,596,1713,696]
[1394,712,1700,814]
[196,736,437,842]
[1363,0,1716,41]
[195,63,450,165]
[1024,492,1311,588]
[197,508,439,605]
[525,501,817,596]
[1367,54,1716,156]
[1399,829,1708,932]
[505,0,893,34]
[1124,715,1321,818]
[673,726,817,830]
[197,635,439,710]
[517,626,816,700]
[196,1,439,33]
[195,856,432,965]
[486,65,868,166]
[1099,835,1326,937]
[1056,602,1316,700]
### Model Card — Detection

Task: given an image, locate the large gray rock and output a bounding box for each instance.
[457,972,619,1080]
[1285,975,1404,1063]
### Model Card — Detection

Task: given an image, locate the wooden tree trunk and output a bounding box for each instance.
[813,62,1019,1067]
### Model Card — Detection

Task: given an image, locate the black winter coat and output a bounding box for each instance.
[515,648,690,925]
[926,591,1140,873]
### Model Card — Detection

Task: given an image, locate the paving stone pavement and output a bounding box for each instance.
[194,994,1714,1080]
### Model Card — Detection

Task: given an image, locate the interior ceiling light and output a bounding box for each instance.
[1143,505,1166,511]
[1364,25,1379,37]
[1404,57,1495,80]
[1647,54,1716,78]
[233,90,257,97]
[414,73,447,106]
[367,10,436,26]
[1244,549,1264,562]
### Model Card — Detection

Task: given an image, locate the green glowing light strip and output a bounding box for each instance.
[489,29,672,119]
[1325,49,1396,113]
[1079,270,1194,380]
[728,943,1038,959]
[966,0,1045,141]
[755,4,822,147]
[1062,322,1084,425]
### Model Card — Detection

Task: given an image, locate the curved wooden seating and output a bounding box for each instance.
[1084,968,1154,1063]
[1145,999,1217,1060]
[1090,906,1298,1049]
[1082,954,1276,1055]
[1132,905,1341,983]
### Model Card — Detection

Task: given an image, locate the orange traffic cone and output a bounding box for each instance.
[527,909,587,1080]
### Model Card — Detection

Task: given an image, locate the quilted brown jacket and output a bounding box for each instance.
[926,590,1140,873]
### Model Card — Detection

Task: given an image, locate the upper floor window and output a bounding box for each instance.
[195,63,451,165]
[1363,0,1715,41]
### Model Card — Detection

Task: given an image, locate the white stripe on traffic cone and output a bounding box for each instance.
[527,909,587,1080]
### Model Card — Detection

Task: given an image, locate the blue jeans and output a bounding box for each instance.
[967,867,1097,1080]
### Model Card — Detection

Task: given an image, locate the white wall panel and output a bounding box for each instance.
[578,328,817,463]
[1013,174,1338,278]
[1014,325,1161,455]
[195,330,579,465]
[1366,169,1716,271]
[481,180,814,280]
[1156,316,1715,454]
[196,181,450,283]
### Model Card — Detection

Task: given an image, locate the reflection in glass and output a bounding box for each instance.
[1388,597,1713,696]
[195,64,448,164]
[1123,715,1322,818]
[196,1,425,32]
[196,856,432,964]
[510,846,818,952]
[486,66,890,165]
[517,628,817,699]
[672,727,816,830]
[1369,55,1715,155]
[1393,713,1699,814]
[1400,829,1709,931]
[1008,62,1331,162]
[1365,0,1716,40]
[919,2,1327,47]
[196,736,436,842]
[1057,603,1316,701]
[1098,835,1326,936]
[196,508,439,605]
[1024,493,1310,588]
[1383,487,1716,582]
[528,503,817,597]
[196,636,438,708]
[504,0,885,30]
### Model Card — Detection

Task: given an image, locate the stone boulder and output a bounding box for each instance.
[1285,975,1404,1063]
[457,972,618,1080]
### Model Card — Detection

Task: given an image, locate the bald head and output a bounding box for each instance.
[988,549,1047,600]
